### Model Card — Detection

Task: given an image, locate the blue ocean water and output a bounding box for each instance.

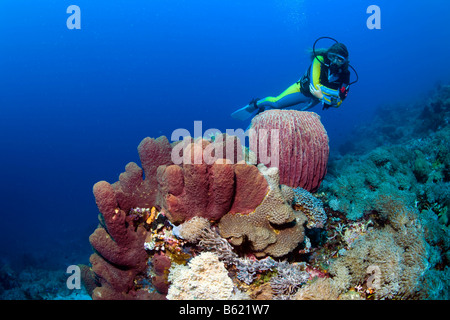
[0,0,449,298]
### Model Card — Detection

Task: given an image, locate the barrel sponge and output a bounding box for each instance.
[249,110,329,192]
[218,164,304,258]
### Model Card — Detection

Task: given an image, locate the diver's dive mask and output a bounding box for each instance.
[327,52,347,67]
[327,52,348,82]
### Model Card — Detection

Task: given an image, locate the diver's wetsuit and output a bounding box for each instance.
[256,55,350,112]
[256,82,319,111]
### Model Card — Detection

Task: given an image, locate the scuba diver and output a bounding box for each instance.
[231,37,358,121]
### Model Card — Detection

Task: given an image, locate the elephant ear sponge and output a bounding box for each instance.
[249,110,329,192]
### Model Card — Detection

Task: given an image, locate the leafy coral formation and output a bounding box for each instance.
[218,165,305,258]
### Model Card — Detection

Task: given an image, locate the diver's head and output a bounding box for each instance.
[311,37,358,85]
[327,43,349,68]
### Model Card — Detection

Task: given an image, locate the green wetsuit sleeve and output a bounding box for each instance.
[311,56,323,90]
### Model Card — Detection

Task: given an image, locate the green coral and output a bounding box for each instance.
[323,145,417,220]
[414,150,432,183]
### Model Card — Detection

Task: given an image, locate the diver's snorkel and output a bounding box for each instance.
[313,36,359,86]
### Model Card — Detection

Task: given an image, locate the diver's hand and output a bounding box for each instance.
[309,84,324,99]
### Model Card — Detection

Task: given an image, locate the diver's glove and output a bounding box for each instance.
[309,83,324,100]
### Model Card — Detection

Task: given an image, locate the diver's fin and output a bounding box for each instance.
[231,104,257,121]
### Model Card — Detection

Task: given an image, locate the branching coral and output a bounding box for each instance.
[198,226,240,265]
[235,257,278,285]
[198,226,278,285]
[197,226,308,292]
[270,262,309,299]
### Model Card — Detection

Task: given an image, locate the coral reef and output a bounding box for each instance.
[80,132,322,299]
[314,85,450,299]
[294,277,343,300]
[343,84,450,155]
[327,85,450,223]
[249,110,329,192]
[197,226,241,265]
[72,84,450,301]
[198,226,296,290]
[196,226,317,299]
[322,145,418,220]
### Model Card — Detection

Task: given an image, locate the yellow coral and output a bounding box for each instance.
[145,206,158,224]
